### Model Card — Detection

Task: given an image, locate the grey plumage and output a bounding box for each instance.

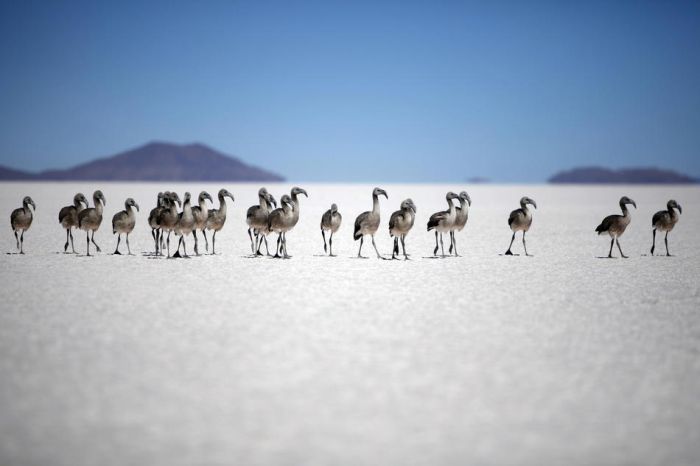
[595,196,636,258]
[156,192,182,258]
[58,193,88,253]
[650,199,682,256]
[205,189,235,255]
[112,198,139,255]
[289,186,308,230]
[505,196,537,256]
[389,198,417,260]
[148,192,166,255]
[191,191,213,255]
[78,190,106,256]
[268,195,295,258]
[321,203,342,256]
[10,196,36,254]
[174,192,195,258]
[353,187,388,259]
[427,191,459,257]
[246,187,276,256]
[450,191,472,256]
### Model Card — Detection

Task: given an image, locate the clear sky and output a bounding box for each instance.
[1,0,698,182]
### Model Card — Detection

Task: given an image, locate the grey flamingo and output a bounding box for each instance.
[112,198,139,255]
[427,192,459,257]
[10,196,36,254]
[595,196,636,258]
[58,193,88,253]
[268,195,295,259]
[289,186,308,228]
[246,188,275,256]
[321,204,342,256]
[449,191,471,256]
[78,190,106,256]
[174,192,194,258]
[191,191,213,255]
[353,187,388,259]
[505,196,537,256]
[389,198,417,260]
[651,199,682,256]
[156,192,182,258]
[205,189,235,255]
[148,192,165,254]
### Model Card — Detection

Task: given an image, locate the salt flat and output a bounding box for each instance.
[1,182,699,466]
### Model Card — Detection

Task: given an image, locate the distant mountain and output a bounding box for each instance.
[0,165,34,180]
[0,142,284,182]
[549,166,697,184]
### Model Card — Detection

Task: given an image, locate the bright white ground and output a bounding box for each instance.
[1,182,699,466]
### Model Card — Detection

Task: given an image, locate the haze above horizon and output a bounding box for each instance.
[1,1,698,182]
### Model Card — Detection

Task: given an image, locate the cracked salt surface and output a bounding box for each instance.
[1,182,699,465]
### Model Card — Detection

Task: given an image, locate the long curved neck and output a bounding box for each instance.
[620,202,629,216]
[520,201,528,212]
[447,199,455,215]
[23,202,31,214]
[259,196,269,213]
[372,194,380,214]
[74,198,82,208]
[218,194,227,216]
[668,205,678,219]
[199,198,208,212]
[95,199,103,215]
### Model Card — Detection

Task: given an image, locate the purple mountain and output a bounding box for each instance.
[0,142,284,182]
[549,166,696,184]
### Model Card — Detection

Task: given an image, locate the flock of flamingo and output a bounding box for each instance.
[8,187,683,259]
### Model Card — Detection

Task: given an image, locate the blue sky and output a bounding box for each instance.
[0,0,698,182]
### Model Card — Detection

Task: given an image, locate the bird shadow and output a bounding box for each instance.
[5,252,25,255]
[595,256,618,259]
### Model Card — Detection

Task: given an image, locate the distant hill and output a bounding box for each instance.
[0,165,35,180]
[0,142,284,182]
[549,166,697,184]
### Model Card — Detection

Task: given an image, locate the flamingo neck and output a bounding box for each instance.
[372,195,380,214]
